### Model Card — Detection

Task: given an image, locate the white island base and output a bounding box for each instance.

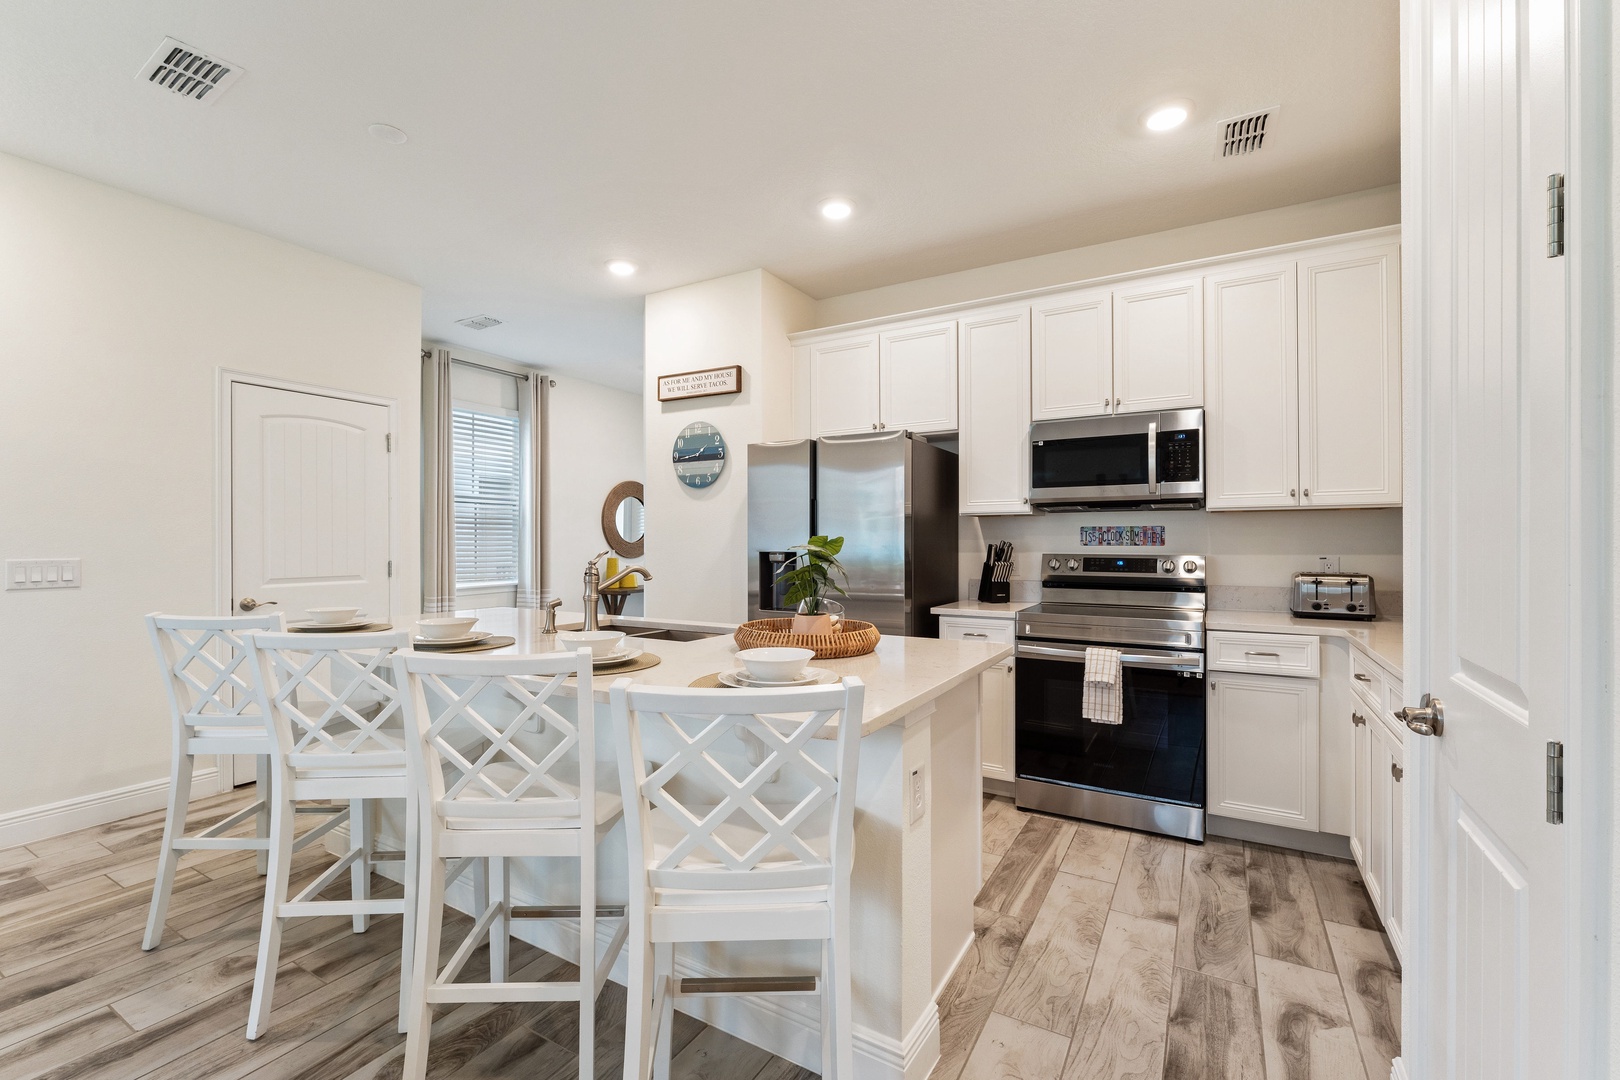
[371,611,1010,1080]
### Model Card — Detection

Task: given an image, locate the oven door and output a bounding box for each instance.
[1013,641,1206,811]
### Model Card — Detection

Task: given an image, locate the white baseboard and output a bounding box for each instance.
[0,768,219,851]
[1390,1057,1408,1080]
[364,832,942,1080]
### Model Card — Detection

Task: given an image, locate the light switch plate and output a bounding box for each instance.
[1316,555,1341,574]
[6,559,81,590]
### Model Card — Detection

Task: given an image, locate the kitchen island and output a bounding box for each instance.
[396,608,1011,1080]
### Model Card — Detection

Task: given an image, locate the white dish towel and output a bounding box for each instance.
[1082,646,1123,725]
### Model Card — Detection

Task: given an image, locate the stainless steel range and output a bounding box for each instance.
[1014,553,1208,842]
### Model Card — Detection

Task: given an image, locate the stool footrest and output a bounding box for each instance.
[511,905,626,920]
[370,850,407,862]
[677,976,818,996]
[295,805,347,815]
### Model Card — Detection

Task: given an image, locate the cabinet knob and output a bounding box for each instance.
[1351,711,1367,726]
[1303,488,1310,497]
[1392,762,1404,781]
[1290,489,1297,498]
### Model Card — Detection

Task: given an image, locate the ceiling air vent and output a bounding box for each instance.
[136,37,242,104]
[1219,109,1274,158]
[455,315,503,331]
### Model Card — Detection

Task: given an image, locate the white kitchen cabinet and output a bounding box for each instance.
[958,306,1032,515]
[938,615,1016,783]
[1208,669,1320,831]
[1298,242,1402,507]
[1204,262,1301,509]
[1343,648,1406,959]
[1112,274,1204,413]
[1376,712,1406,957]
[1349,700,1374,885]
[879,320,958,433]
[808,335,880,436]
[1031,286,1113,420]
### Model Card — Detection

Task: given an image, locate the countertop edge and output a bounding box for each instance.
[1205,610,1403,680]
[854,643,1014,736]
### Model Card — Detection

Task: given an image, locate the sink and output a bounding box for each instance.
[619,627,719,642]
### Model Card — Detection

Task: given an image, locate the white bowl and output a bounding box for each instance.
[417,616,478,640]
[307,607,361,625]
[556,629,627,657]
[736,647,815,683]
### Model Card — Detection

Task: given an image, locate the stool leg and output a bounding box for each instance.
[652,943,675,1080]
[831,918,854,1080]
[578,840,596,1080]
[819,940,834,1080]
[350,798,372,933]
[397,790,420,1034]
[490,856,509,985]
[141,748,192,951]
[402,825,443,1080]
[623,919,655,1080]
[254,755,271,876]
[246,787,296,1039]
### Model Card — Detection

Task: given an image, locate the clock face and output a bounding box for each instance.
[672,422,726,489]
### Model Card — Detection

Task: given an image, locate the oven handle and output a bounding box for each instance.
[1015,643,1204,672]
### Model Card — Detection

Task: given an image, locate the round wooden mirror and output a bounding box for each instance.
[601,480,645,558]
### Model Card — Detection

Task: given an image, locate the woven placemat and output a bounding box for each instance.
[410,635,515,653]
[590,652,662,676]
[689,672,728,688]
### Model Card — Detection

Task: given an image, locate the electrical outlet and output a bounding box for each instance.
[6,559,81,590]
[909,765,926,824]
[1316,555,1340,574]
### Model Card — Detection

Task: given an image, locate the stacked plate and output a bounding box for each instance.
[413,630,495,650]
[289,614,390,633]
[717,666,835,689]
[591,645,644,669]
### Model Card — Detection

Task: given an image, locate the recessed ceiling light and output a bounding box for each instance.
[819,199,854,221]
[1143,105,1189,132]
[368,123,408,144]
[607,260,637,277]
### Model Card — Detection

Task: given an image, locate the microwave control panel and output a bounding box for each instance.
[1156,429,1201,483]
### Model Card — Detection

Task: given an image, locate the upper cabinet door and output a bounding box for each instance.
[879,321,958,433]
[958,306,1032,515]
[808,335,881,437]
[1297,243,1402,507]
[1112,275,1204,412]
[1031,287,1114,420]
[1204,263,1300,509]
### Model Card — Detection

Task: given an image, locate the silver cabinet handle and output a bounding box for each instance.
[238,597,278,611]
[1303,488,1310,497]
[1392,762,1404,781]
[1351,711,1367,727]
[961,632,989,639]
[1290,488,1297,498]
[1354,673,1373,683]
[1244,650,1280,657]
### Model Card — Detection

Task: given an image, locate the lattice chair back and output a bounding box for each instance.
[393,648,596,828]
[610,678,865,896]
[146,612,287,737]
[243,630,414,769]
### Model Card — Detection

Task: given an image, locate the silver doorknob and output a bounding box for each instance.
[1398,694,1444,737]
[237,597,278,612]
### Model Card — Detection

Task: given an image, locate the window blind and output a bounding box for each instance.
[451,406,521,587]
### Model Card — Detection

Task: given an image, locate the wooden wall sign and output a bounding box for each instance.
[657,365,742,402]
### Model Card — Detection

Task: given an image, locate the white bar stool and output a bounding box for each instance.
[609,676,866,1080]
[240,628,417,1040]
[393,648,628,1080]
[142,612,304,950]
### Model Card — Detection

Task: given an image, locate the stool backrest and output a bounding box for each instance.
[146,612,286,733]
[393,648,596,825]
[610,678,865,893]
[242,630,413,767]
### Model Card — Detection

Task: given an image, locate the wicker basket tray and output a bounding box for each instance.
[734,618,881,660]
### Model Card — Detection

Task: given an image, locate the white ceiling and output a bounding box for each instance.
[0,2,1398,391]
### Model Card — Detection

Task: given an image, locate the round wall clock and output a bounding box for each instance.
[671,421,727,489]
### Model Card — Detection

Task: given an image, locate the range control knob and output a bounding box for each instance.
[1161,560,1175,573]
[1048,558,1061,571]
[1183,560,1197,574]
[1066,559,1079,571]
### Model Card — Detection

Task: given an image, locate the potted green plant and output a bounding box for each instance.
[775,535,849,635]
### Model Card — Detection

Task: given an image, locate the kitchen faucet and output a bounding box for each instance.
[582,551,652,631]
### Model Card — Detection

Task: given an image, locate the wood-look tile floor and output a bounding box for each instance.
[940,796,1401,1080]
[0,791,814,1080]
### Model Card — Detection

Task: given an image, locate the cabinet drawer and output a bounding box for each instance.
[1382,676,1406,744]
[939,617,1015,646]
[1348,649,1389,710]
[1208,631,1320,678]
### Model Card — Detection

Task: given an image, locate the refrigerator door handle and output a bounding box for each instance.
[819,430,907,444]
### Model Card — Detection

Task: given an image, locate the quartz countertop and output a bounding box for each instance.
[931,601,1037,619]
[453,608,1012,737]
[1206,610,1404,679]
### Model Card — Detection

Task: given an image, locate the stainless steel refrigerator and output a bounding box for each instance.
[746,431,958,637]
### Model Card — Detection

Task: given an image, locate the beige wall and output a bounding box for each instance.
[813,185,1401,327]
[0,151,422,822]
[642,269,814,623]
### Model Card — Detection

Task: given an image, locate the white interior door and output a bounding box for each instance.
[229,382,392,782]
[1405,0,1573,1074]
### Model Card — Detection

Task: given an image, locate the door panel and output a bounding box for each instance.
[1204,264,1299,509]
[957,307,1032,515]
[1111,276,1203,412]
[1031,287,1113,420]
[879,321,957,433]
[809,336,880,436]
[1407,0,1570,1073]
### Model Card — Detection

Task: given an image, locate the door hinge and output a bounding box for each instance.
[385,433,392,452]
[1547,174,1565,257]
[387,560,393,578]
[1546,741,1565,824]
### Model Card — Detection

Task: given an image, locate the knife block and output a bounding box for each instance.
[976,561,1009,604]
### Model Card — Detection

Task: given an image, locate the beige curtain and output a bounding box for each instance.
[516,373,548,608]
[421,348,458,613]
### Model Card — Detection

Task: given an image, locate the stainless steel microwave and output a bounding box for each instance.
[1029,409,1204,510]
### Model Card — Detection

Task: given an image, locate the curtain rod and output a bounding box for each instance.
[450,357,531,381]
